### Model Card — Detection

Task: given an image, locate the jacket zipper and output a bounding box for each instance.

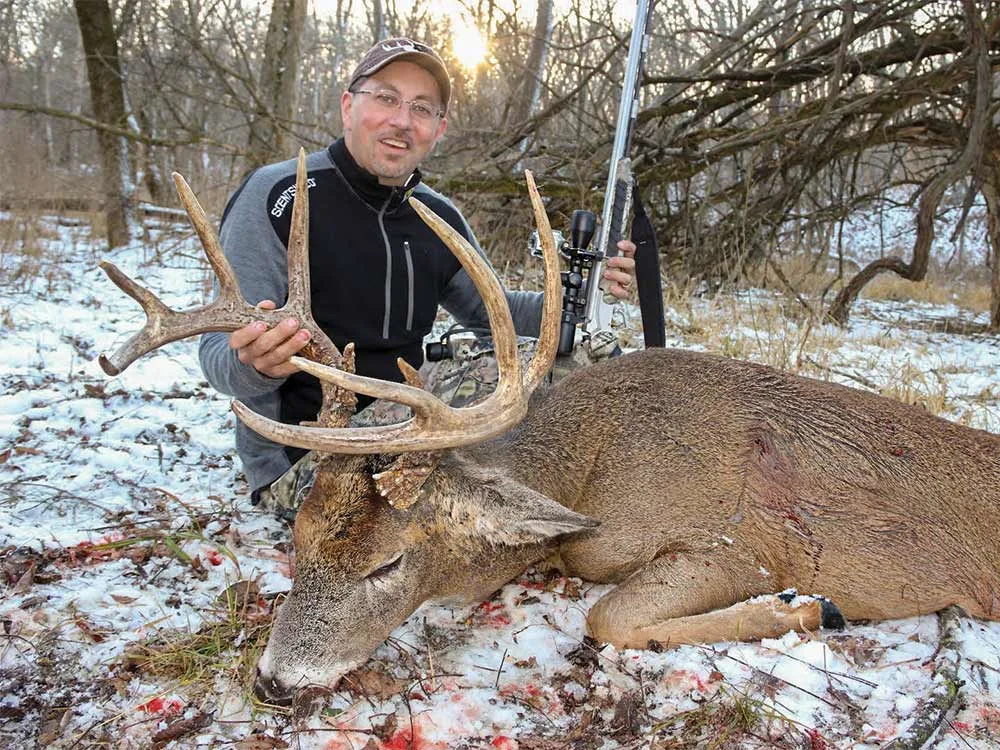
[378,200,392,339]
[403,240,414,331]
[378,194,415,338]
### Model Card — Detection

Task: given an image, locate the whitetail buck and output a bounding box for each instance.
[99,152,1000,705]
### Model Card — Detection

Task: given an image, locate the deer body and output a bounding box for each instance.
[256,347,1000,699]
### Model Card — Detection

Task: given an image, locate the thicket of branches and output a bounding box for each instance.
[2,0,998,326]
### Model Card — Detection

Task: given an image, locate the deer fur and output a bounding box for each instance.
[254,347,1000,702]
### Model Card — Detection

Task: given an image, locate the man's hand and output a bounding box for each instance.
[229,300,311,379]
[603,239,637,300]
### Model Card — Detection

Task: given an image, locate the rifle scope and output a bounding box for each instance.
[557,209,597,355]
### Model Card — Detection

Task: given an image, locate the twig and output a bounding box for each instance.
[698,645,842,709]
[495,648,508,690]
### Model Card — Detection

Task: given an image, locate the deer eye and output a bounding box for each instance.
[367,554,403,579]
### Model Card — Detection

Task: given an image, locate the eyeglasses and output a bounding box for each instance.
[351,89,444,122]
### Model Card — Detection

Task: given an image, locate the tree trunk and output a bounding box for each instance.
[73,0,133,249]
[247,0,307,171]
[137,107,166,204]
[984,174,1000,330]
[993,216,1000,331]
[367,0,385,46]
[511,0,553,131]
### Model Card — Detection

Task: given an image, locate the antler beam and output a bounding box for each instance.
[98,149,355,426]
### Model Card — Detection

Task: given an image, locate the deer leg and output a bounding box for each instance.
[587,550,844,649]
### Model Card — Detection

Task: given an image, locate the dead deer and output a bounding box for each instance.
[99,151,1000,705]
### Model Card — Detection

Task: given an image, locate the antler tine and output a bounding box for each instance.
[288,355,453,416]
[232,173,563,455]
[172,171,243,299]
[285,150,312,330]
[522,170,561,394]
[97,259,263,377]
[410,197,523,405]
[283,149,354,426]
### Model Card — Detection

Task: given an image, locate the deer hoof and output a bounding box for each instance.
[819,597,846,630]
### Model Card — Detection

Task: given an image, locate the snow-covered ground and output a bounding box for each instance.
[1,212,999,749]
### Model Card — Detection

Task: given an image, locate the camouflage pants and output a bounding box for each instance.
[256,332,620,522]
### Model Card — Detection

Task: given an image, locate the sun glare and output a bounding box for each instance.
[451,19,488,72]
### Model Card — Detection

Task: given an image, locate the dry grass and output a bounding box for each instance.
[650,682,810,749]
[750,253,846,299]
[121,579,277,704]
[875,361,950,414]
[655,253,998,428]
[631,264,995,427]
[762,251,994,315]
[863,274,959,308]
[661,283,848,378]
[1,213,61,292]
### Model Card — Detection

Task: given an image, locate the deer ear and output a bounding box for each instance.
[462,475,599,546]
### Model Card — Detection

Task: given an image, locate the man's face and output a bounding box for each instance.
[341,60,448,186]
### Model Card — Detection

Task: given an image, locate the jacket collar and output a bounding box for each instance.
[328,138,420,211]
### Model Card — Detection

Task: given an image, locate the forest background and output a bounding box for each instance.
[2,0,999,329]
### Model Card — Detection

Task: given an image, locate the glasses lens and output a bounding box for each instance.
[410,102,434,119]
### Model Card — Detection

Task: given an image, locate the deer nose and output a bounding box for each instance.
[254,667,293,706]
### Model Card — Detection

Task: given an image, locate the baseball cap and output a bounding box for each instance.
[348,38,452,113]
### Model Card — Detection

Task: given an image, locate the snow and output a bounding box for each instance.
[1,211,999,748]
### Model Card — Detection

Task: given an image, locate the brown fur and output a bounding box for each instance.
[255,348,1000,702]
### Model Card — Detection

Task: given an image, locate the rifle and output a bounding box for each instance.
[436,0,662,365]
[539,0,662,355]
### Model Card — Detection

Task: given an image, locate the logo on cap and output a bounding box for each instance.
[382,40,419,53]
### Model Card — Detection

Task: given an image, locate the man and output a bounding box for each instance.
[199,38,636,511]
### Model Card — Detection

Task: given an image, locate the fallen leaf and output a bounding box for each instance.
[74,616,108,643]
[12,560,36,593]
[83,383,107,398]
[36,707,69,745]
[341,665,408,701]
[562,578,582,600]
[234,737,290,750]
[372,712,398,741]
[609,690,644,736]
[216,579,262,611]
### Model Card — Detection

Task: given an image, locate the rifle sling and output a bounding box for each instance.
[631,187,666,348]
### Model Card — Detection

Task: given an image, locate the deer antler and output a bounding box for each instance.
[232,170,561,455]
[98,149,356,428]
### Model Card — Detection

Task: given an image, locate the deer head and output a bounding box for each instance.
[97,150,582,704]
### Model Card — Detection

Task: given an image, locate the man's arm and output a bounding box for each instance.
[442,268,543,336]
[436,216,543,336]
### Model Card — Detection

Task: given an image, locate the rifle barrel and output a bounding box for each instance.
[585,0,653,333]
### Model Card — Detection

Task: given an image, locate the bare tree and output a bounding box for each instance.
[5,0,998,327]
[827,0,994,323]
[247,0,308,171]
[367,0,386,44]
[73,0,134,247]
[510,0,554,138]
